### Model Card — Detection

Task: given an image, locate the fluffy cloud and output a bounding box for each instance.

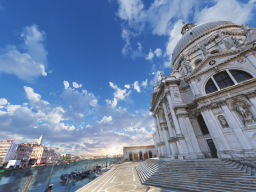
[154,48,162,57]
[141,79,148,88]
[105,98,118,108]
[164,19,183,68]
[73,82,82,88]
[133,81,141,92]
[63,81,69,89]
[124,84,130,89]
[0,98,7,105]
[194,0,256,25]
[0,25,48,82]
[24,86,49,109]
[99,116,113,124]
[109,82,131,100]
[145,49,154,60]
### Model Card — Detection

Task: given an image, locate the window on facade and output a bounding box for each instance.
[230,70,253,83]
[205,78,218,94]
[195,60,202,66]
[213,71,234,89]
[197,115,209,135]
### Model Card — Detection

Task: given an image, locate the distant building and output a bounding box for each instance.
[123,145,157,161]
[15,143,32,167]
[29,144,48,164]
[0,140,20,164]
[61,153,72,159]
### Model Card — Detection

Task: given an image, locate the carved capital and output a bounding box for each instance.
[245,91,256,99]
[176,113,189,118]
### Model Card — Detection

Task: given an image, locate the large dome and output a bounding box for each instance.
[172,21,238,64]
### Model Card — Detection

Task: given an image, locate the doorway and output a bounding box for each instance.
[206,139,218,158]
[149,151,152,158]
[139,152,143,160]
[129,153,133,161]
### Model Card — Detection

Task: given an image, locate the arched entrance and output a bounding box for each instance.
[129,152,133,161]
[139,152,143,160]
[149,151,152,158]
[197,115,218,158]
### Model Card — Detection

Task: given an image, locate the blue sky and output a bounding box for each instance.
[0,0,255,155]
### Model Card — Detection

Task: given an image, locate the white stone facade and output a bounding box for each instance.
[151,21,256,160]
[123,146,157,161]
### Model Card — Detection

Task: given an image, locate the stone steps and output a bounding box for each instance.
[136,159,256,191]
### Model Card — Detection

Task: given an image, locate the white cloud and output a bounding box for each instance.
[86,125,92,128]
[154,48,162,57]
[99,116,112,124]
[63,81,69,89]
[0,98,7,105]
[124,84,130,89]
[0,25,48,82]
[117,0,144,22]
[73,82,82,88]
[164,19,183,68]
[145,49,154,60]
[133,81,141,92]
[138,42,142,51]
[194,0,256,25]
[24,86,49,109]
[141,79,148,88]
[105,98,118,108]
[109,82,132,100]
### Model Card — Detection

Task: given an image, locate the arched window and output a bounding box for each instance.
[205,78,218,94]
[211,50,219,54]
[205,70,254,95]
[213,71,234,89]
[230,70,253,83]
[194,59,202,66]
[197,115,209,135]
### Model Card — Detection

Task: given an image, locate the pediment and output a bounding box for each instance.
[185,46,252,80]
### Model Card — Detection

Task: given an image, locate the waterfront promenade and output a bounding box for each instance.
[76,162,185,192]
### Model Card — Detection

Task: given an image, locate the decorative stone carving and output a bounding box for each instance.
[174,93,179,98]
[237,57,246,64]
[231,37,242,47]
[245,91,256,99]
[209,60,216,65]
[218,115,229,128]
[222,36,237,50]
[217,31,224,39]
[200,46,209,56]
[160,71,164,79]
[235,103,255,125]
[197,77,201,82]
[157,80,161,86]
[151,80,155,87]
[189,112,196,119]
[241,23,256,43]
[251,133,256,141]
[182,61,193,75]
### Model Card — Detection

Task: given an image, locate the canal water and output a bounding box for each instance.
[0,158,122,192]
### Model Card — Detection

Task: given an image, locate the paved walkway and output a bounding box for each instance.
[76,162,186,192]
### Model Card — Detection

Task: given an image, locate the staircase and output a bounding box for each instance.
[136,159,256,192]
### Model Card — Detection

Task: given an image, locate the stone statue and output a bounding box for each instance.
[151,80,155,87]
[231,37,242,47]
[218,115,229,128]
[241,23,249,36]
[217,31,224,39]
[180,53,187,61]
[182,61,193,75]
[200,46,209,56]
[157,80,161,86]
[222,37,235,50]
[236,104,255,124]
[160,71,164,79]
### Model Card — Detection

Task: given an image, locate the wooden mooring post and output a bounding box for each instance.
[23,175,34,192]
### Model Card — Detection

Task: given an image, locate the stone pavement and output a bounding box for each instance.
[76,162,187,192]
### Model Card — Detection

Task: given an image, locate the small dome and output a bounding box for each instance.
[172,21,237,64]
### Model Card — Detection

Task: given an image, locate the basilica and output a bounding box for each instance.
[151,21,256,160]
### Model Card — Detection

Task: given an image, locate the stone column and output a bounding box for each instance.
[153,115,161,157]
[177,113,204,159]
[200,106,231,158]
[220,101,252,150]
[162,101,179,158]
[166,93,183,136]
[246,92,256,113]
[156,113,166,156]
